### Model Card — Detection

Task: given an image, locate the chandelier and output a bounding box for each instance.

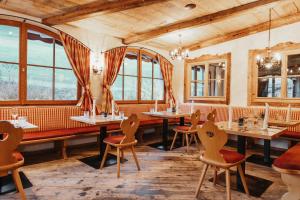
[256,9,281,69]
[169,34,189,60]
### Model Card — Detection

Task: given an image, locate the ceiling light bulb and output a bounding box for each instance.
[265,63,272,69]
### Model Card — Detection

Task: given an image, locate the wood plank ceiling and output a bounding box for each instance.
[0,0,299,51]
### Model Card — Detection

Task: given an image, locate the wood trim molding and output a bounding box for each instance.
[123,0,281,44]
[42,0,169,26]
[248,41,300,107]
[184,53,231,105]
[186,12,300,51]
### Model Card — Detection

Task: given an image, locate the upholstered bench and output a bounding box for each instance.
[273,143,300,200]
[1,104,175,158]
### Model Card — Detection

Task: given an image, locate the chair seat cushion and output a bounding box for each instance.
[273,143,300,171]
[13,152,24,161]
[175,126,190,131]
[104,135,125,144]
[281,130,300,139]
[220,149,245,163]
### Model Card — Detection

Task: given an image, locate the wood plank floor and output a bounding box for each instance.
[2,144,287,200]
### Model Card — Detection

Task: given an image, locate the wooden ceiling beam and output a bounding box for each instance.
[123,0,282,44]
[42,0,169,26]
[185,12,300,51]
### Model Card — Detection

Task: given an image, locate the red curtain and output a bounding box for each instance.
[101,47,127,113]
[158,55,176,105]
[60,32,93,111]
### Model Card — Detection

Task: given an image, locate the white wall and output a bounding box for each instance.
[173,21,300,106]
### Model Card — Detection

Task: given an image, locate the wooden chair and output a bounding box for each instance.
[0,121,26,200]
[170,110,201,152]
[100,114,140,178]
[195,118,249,200]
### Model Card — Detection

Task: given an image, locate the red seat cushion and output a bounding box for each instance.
[220,149,245,163]
[13,152,24,161]
[176,126,190,131]
[273,143,300,171]
[281,130,300,139]
[104,135,125,144]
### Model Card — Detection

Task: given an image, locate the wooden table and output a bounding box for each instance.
[143,111,190,151]
[70,115,126,169]
[268,119,300,127]
[0,120,38,195]
[216,121,286,195]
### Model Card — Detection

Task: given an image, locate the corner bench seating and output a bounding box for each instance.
[273,143,300,200]
[0,104,174,159]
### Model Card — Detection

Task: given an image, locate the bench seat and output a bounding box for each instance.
[273,144,300,200]
[281,130,300,140]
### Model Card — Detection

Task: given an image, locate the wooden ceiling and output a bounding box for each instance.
[0,0,299,51]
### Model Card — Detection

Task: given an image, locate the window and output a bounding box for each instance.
[184,53,231,104]
[0,20,79,105]
[111,49,165,103]
[248,43,300,106]
[0,24,19,101]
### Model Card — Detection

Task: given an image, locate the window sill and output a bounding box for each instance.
[185,96,229,104]
[249,97,300,107]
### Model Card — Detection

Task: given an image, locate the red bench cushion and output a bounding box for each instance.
[273,143,300,171]
[22,124,121,141]
[140,119,163,126]
[281,130,300,139]
[220,149,245,163]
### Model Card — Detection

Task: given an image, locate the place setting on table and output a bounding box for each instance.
[0,107,38,195]
[212,103,297,198]
[143,99,193,151]
[71,99,128,169]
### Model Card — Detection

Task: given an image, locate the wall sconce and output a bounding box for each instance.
[92,51,104,74]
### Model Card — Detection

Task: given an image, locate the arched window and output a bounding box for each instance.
[111,48,165,103]
[0,20,79,105]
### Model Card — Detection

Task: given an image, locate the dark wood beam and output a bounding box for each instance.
[185,12,300,51]
[123,0,282,44]
[42,0,169,26]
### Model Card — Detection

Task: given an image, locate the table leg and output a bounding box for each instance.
[263,139,271,164]
[0,176,2,193]
[162,118,169,151]
[0,134,2,193]
[179,117,185,126]
[237,135,246,192]
[99,126,107,162]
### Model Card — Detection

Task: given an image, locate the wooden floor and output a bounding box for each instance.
[2,144,287,200]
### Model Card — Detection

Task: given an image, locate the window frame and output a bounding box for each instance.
[113,48,166,104]
[0,19,80,106]
[248,42,300,107]
[184,53,231,104]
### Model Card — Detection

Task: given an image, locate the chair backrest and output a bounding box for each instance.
[207,109,217,122]
[190,110,201,130]
[120,114,140,144]
[0,121,24,167]
[197,119,228,164]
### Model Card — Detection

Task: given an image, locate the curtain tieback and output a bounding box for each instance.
[83,85,90,91]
